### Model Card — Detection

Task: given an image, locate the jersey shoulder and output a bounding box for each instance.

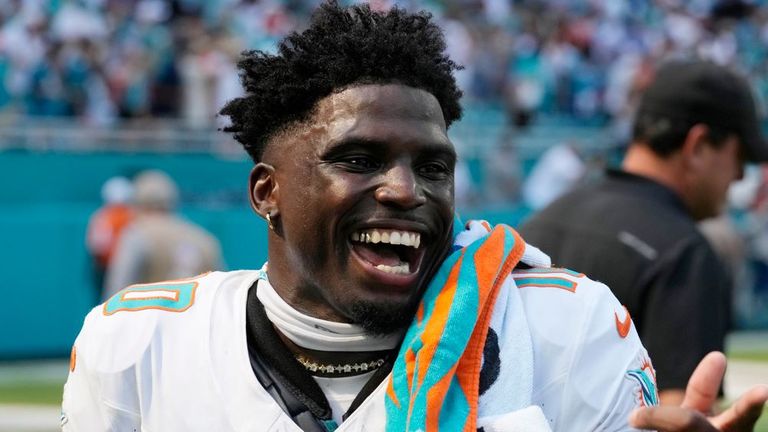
[510,266,656,428]
[512,265,608,304]
[512,266,639,348]
[75,270,257,373]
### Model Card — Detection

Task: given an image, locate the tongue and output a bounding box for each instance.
[352,243,404,267]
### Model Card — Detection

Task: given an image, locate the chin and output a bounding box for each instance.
[347,297,420,336]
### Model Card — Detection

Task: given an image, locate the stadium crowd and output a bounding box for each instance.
[1,0,768,130]
[3,0,768,328]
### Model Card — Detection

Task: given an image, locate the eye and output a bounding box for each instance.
[337,155,381,172]
[418,161,452,180]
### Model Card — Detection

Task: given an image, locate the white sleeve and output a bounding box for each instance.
[61,314,142,431]
[561,283,658,431]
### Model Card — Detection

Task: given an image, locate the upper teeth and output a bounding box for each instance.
[351,229,421,248]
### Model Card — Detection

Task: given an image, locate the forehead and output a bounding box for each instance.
[309,84,451,151]
[319,84,445,121]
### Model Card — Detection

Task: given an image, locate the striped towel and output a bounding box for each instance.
[385,221,526,432]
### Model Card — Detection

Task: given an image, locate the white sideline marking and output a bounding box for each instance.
[0,405,60,431]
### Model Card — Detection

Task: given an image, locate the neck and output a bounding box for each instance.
[257,272,401,351]
[265,239,347,323]
[622,143,686,197]
[255,272,400,372]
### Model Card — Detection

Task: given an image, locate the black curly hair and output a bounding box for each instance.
[220,0,463,163]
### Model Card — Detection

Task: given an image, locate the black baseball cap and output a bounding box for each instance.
[637,59,768,162]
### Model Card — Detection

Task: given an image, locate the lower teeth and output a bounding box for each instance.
[375,263,410,275]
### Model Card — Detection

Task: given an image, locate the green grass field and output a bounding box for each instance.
[729,350,768,362]
[0,381,62,405]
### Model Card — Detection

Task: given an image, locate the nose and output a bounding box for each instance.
[374,163,427,209]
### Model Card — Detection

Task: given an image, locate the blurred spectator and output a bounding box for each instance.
[179,28,242,128]
[707,166,763,327]
[521,142,585,210]
[739,165,768,326]
[699,211,749,325]
[483,135,523,204]
[85,175,135,302]
[104,169,224,299]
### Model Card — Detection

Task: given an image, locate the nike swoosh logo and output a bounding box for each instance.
[615,306,632,339]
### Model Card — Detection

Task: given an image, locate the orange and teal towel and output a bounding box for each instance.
[385,221,526,432]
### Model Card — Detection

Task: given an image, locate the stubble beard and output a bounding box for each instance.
[337,235,451,337]
[348,295,421,337]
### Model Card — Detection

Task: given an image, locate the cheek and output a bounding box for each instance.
[722,147,742,182]
[717,160,739,190]
[324,179,359,203]
[295,172,369,240]
[319,167,371,199]
[432,182,455,214]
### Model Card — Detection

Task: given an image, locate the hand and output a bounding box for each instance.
[629,352,768,431]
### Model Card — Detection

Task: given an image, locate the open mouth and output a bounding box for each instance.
[349,228,425,277]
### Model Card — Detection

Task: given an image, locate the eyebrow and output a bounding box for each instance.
[323,137,457,163]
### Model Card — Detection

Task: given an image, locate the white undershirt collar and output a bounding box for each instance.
[255,267,401,352]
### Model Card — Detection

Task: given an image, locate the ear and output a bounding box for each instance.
[680,123,711,169]
[248,163,279,219]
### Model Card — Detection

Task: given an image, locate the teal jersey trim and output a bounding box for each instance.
[514,267,584,277]
[512,276,578,291]
[103,282,198,315]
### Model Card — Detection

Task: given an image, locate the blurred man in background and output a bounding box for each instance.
[520,59,768,405]
[103,169,223,299]
[85,175,134,302]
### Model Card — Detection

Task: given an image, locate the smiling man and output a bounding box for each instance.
[61,2,766,431]
[250,84,456,335]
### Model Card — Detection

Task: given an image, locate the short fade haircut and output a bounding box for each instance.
[220,0,463,163]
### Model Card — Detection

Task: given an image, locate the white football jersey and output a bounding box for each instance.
[62,261,655,431]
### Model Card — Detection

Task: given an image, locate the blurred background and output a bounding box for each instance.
[1,0,767,430]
